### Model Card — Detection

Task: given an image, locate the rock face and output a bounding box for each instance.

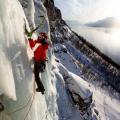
[43,0,62,21]
[68,90,92,112]
[65,76,93,113]
[43,0,120,93]
[43,0,120,119]
[58,64,99,120]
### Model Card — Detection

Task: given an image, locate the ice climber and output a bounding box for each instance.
[28,32,49,94]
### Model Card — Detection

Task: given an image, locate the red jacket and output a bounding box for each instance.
[29,38,49,62]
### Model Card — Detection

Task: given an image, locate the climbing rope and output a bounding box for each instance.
[40,109,49,120]
[6,80,52,120]
[23,81,36,120]
[40,105,53,120]
[7,95,33,115]
[7,81,36,120]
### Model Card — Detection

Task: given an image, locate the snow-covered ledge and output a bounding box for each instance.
[57,63,99,119]
[58,63,92,109]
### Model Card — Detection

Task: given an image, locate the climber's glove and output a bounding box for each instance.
[27,32,33,39]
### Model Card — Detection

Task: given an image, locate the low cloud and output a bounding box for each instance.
[85,17,120,28]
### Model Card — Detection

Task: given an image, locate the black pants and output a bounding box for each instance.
[34,61,46,90]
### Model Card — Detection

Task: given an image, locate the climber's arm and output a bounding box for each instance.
[28,39,36,49]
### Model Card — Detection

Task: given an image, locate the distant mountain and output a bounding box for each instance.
[86,17,120,28]
[66,20,82,27]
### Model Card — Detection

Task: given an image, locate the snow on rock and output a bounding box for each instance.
[51,58,99,120]
[54,42,120,120]
[67,72,92,101]
[58,63,92,109]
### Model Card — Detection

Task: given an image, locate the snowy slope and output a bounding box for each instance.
[52,58,97,120]
[91,84,120,120]
[54,45,120,120]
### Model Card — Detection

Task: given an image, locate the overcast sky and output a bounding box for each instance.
[54,0,120,24]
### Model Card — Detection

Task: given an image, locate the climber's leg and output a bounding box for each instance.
[34,61,45,94]
[0,102,4,112]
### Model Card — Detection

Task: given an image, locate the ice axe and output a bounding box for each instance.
[31,16,45,33]
[25,16,45,37]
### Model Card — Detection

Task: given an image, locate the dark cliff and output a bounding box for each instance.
[43,0,120,93]
[43,0,62,21]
